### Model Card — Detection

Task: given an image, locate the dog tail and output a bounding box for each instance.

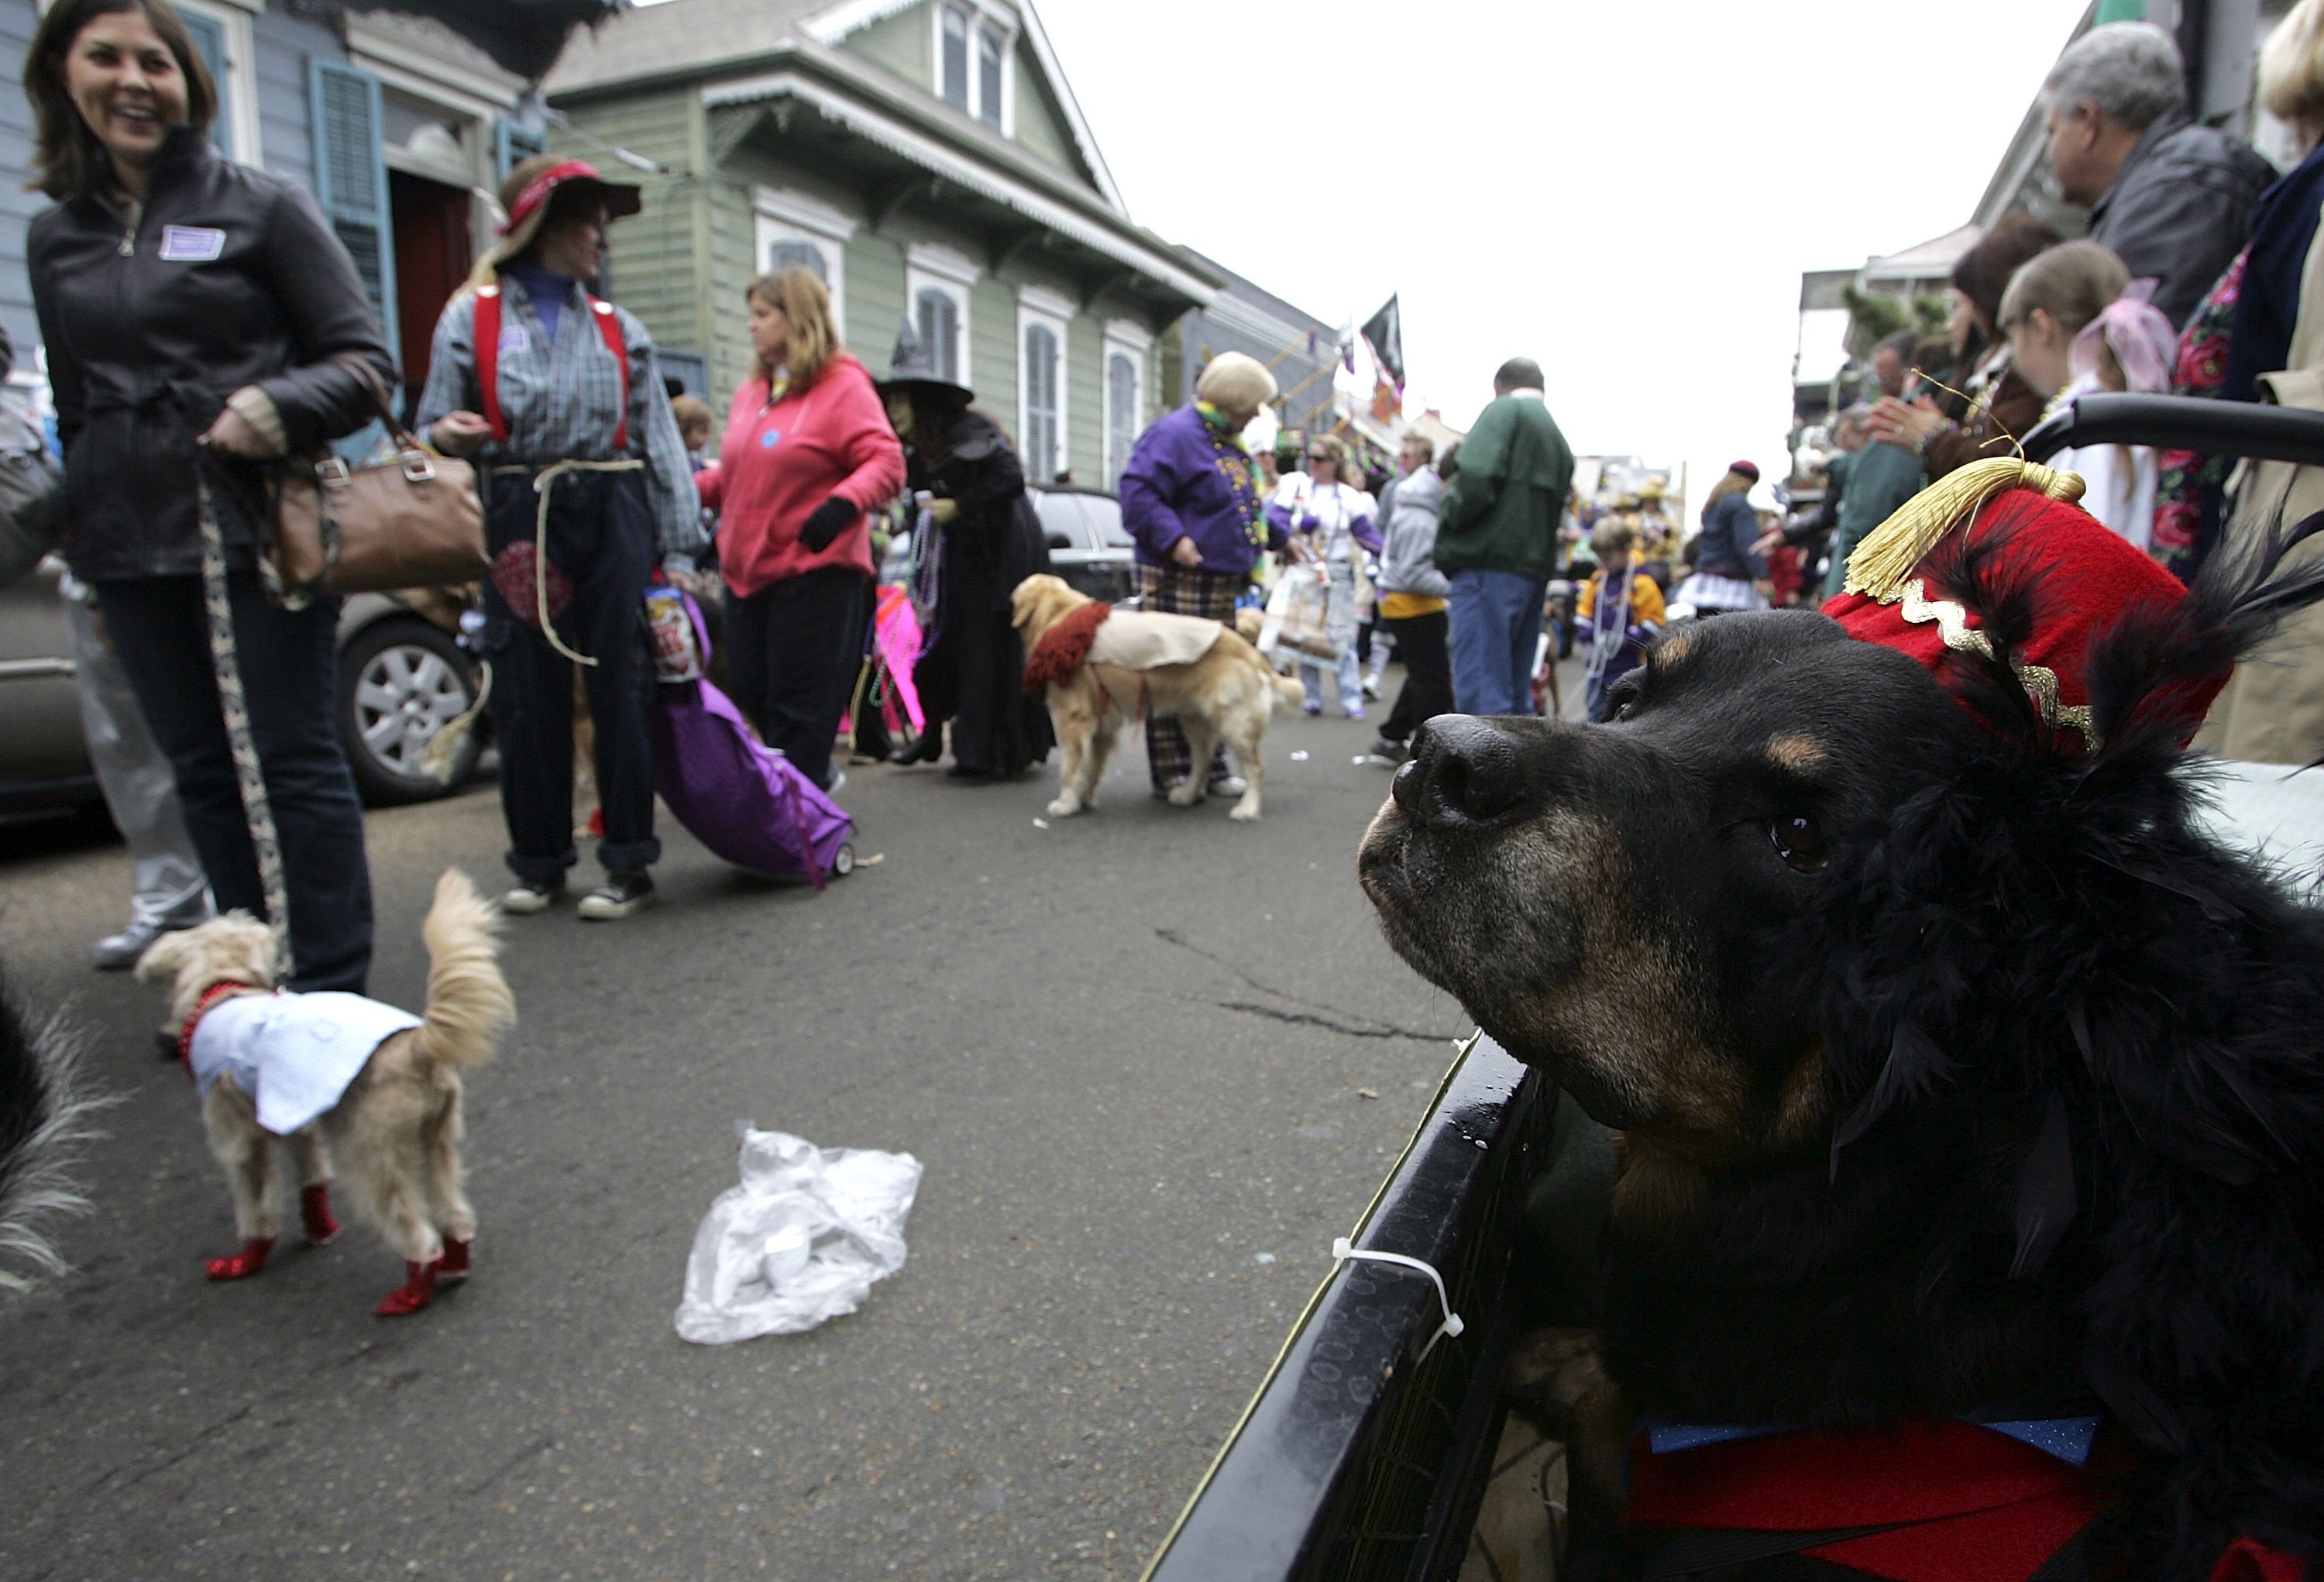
[414,869,514,1071]
[1270,671,1305,711]
[0,961,105,1292]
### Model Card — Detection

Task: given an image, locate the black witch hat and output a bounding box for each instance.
[876,318,973,407]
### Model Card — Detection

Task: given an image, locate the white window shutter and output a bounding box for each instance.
[308,60,401,369]
[495,117,547,181]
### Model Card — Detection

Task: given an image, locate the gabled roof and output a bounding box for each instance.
[541,0,1119,213]
[801,0,1122,213]
[540,0,831,93]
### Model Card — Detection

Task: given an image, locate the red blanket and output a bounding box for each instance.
[1021,601,1109,695]
[1625,1419,2309,1581]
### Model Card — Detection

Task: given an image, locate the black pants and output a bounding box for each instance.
[96,571,373,992]
[480,467,659,886]
[1381,609,1455,745]
[726,565,869,792]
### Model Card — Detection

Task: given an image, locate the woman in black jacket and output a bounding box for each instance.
[877,325,1051,779]
[26,0,396,992]
[1673,461,1770,617]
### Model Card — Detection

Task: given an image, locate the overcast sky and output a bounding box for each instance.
[1037,0,2093,502]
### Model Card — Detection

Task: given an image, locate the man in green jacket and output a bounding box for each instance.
[1437,357,1575,715]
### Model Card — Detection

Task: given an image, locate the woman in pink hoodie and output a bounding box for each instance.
[697,269,905,792]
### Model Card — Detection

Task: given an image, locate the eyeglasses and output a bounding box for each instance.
[1307,452,1332,462]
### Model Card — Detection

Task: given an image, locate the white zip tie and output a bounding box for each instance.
[1332,1236,1466,1361]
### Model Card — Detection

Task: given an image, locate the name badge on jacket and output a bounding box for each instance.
[159,225,226,263]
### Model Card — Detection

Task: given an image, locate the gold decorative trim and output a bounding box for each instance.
[1888,579,2099,750]
[1843,459,2086,601]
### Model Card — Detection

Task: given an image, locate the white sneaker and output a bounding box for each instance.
[577,870,655,921]
[1362,675,1383,700]
[1207,775,1250,798]
[501,880,563,915]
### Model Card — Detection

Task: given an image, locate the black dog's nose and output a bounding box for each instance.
[1394,715,1530,826]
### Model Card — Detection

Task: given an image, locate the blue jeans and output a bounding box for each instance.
[1447,568,1546,717]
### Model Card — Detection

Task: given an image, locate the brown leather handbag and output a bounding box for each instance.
[264,356,487,607]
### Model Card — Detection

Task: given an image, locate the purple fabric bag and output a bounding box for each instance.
[649,593,853,888]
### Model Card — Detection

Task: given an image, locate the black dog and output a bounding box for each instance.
[0,959,98,1293]
[1360,514,2324,1578]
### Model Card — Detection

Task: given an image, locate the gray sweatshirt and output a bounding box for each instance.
[1377,466,1450,598]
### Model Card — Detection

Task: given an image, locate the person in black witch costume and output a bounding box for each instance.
[876,323,1052,779]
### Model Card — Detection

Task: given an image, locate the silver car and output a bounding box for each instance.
[0,561,483,816]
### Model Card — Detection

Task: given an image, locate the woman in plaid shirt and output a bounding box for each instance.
[417,156,704,922]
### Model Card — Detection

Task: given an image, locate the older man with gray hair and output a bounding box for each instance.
[2043,21,2274,328]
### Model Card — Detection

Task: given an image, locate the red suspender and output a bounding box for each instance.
[473,285,507,441]
[468,284,631,452]
[590,298,631,452]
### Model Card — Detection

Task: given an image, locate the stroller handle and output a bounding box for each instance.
[2020,393,2324,469]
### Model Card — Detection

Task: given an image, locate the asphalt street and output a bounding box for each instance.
[0,680,1564,1581]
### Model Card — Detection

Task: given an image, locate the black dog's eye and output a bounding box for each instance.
[1769,815,1826,873]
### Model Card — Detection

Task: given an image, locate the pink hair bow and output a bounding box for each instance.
[2071,277,2177,395]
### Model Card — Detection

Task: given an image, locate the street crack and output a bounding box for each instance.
[1209,999,1445,1042]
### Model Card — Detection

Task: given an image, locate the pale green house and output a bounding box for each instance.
[541,0,1222,490]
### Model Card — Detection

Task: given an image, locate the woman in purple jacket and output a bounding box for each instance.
[1116,352,1287,799]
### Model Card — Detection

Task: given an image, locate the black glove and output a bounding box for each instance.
[798,496,857,553]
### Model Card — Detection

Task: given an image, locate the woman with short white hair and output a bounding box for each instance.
[1116,352,1290,798]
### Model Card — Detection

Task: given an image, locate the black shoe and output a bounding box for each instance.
[578,870,655,921]
[945,764,996,781]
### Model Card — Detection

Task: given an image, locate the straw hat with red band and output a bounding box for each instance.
[476,154,642,279]
[1820,457,2226,753]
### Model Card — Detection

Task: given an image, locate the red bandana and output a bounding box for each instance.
[177,979,259,1075]
[1021,601,1110,695]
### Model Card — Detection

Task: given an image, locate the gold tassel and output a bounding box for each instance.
[419,660,492,786]
[1841,459,2086,601]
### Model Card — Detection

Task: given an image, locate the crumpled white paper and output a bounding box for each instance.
[674,1125,923,1344]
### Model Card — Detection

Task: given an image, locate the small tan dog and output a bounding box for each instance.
[1013,573,1304,822]
[136,869,514,1317]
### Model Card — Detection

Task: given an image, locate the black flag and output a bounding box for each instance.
[1361,294,1404,388]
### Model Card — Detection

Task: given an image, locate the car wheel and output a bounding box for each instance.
[339,617,482,806]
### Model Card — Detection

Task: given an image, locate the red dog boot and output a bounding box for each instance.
[300,1183,340,1244]
[376,1258,439,1317]
[436,1236,472,1285]
[207,1237,274,1281]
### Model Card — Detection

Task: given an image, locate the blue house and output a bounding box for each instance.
[0,3,568,412]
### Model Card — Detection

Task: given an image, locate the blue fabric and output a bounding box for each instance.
[2225,142,2324,406]
[1645,1415,2101,1467]
[1694,494,1765,580]
[1447,566,1545,716]
[504,261,573,344]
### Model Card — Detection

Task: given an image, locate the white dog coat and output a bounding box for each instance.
[188,991,421,1136]
[1086,610,1226,670]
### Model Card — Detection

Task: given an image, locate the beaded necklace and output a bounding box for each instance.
[1195,401,1266,550]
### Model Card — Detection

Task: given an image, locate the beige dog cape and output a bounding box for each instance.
[1088,610,1226,669]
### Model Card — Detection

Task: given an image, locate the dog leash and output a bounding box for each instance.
[196,463,292,985]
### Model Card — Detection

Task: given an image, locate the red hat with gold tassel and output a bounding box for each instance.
[1820,458,2223,752]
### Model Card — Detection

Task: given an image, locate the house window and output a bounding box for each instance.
[905,243,977,388]
[1105,353,1138,489]
[975,22,1005,129]
[936,1,1012,131]
[916,289,961,383]
[940,4,971,110]
[1023,322,1062,483]
[754,188,858,338]
[175,0,262,165]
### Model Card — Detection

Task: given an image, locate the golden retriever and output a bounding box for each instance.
[1012,573,1304,823]
[137,869,514,1317]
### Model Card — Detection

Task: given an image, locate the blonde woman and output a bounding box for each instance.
[415,153,703,920]
[1265,432,1380,716]
[694,268,905,795]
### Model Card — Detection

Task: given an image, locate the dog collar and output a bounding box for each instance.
[177,980,260,1074]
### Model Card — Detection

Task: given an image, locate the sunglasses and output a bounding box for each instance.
[1307,452,1333,462]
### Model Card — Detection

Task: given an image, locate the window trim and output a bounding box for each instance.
[754,186,858,338]
[932,0,1016,135]
[905,241,978,389]
[174,0,263,166]
[1101,318,1153,491]
[1018,287,1071,486]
